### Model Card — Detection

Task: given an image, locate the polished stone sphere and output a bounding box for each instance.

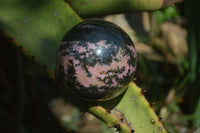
[56,20,137,101]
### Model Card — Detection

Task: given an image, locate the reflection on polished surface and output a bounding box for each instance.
[96,47,102,56]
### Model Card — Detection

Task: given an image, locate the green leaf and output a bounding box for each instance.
[163,5,178,20]
[0,1,167,132]
[65,0,165,17]
[153,5,179,25]
[153,10,165,25]
[116,82,167,132]
[0,0,82,72]
[88,82,167,133]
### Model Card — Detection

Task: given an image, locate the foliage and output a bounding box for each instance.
[1,0,199,133]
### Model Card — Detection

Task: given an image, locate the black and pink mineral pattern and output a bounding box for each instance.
[56,20,137,100]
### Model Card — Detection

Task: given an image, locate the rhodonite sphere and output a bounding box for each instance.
[56,20,137,101]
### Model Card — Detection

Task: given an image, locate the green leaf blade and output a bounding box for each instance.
[0,0,82,71]
[115,82,167,132]
[89,82,167,132]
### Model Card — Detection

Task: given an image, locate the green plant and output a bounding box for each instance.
[0,0,182,132]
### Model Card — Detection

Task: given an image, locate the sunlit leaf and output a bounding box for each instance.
[0,0,82,71]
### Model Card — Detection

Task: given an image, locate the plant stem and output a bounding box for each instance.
[65,0,183,17]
